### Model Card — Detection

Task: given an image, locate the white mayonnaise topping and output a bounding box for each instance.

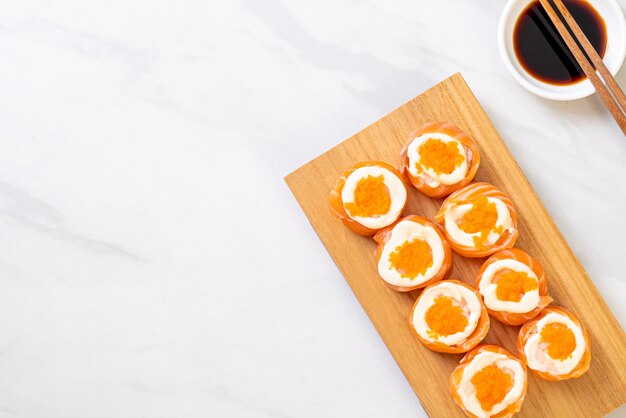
[341,165,407,229]
[523,312,586,376]
[407,133,468,187]
[411,281,481,346]
[457,351,526,418]
[443,197,512,247]
[377,220,445,287]
[478,259,540,314]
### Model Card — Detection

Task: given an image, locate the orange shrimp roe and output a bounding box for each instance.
[540,322,576,360]
[344,175,391,218]
[388,239,433,279]
[417,138,465,175]
[471,365,514,412]
[425,296,468,339]
[457,196,502,247]
[493,269,538,302]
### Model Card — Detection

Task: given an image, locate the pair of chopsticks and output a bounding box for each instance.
[538,0,626,135]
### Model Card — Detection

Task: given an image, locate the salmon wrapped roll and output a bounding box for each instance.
[434,182,519,258]
[373,216,452,292]
[329,161,408,236]
[517,306,591,381]
[410,280,489,353]
[450,345,528,418]
[399,121,480,198]
[475,248,552,325]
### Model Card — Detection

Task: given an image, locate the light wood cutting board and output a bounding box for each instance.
[284,73,626,417]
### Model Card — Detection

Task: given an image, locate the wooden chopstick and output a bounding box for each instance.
[538,0,626,135]
[551,0,626,112]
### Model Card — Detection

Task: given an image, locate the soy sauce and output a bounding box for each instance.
[513,0,607,85]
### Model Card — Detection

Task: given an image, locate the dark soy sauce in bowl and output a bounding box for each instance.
[513,0,607,85]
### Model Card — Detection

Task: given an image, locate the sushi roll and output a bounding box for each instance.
[434,182,519,258]
[450,345,528,418]
[329,161,408,236]
[399,121,480,198]
[474,248,552,325]
[373,216,452,292]
[410,280,489,353]
[517,306,591,381]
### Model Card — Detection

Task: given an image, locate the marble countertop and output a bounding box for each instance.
[1,0,625,417]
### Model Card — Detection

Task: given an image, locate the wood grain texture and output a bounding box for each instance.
[284,73,626,418]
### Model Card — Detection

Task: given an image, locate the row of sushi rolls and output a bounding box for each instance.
[328,121,590,418]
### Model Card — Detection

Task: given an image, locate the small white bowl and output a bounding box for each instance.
[498,0,626,101]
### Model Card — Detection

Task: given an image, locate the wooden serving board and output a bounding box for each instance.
[285,73,626,417]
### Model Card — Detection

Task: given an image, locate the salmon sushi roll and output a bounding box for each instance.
[329,161,408,236]
[373,216,452,292]
[410,280,489,353]
[474,248,552,325]
[517,306,591,381]
[450,345,528,418]
[399,121,480,198]
[434,182,519,258]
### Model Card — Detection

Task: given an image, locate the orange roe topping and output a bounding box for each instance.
[344,175,391,218]
[471,365,514,412]
[457,196,502,247]
[388,239,433,279]
[493,269,538,302]
[425,296,468,339]
[540,322,576,360]
[459,196,498,233]
[417,138,465,175]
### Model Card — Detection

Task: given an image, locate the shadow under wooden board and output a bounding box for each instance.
[285,73,626,417]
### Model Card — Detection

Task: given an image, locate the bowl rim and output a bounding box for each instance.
[497,0,626,101]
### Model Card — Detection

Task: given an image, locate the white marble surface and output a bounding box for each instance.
[0,0,625,417]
